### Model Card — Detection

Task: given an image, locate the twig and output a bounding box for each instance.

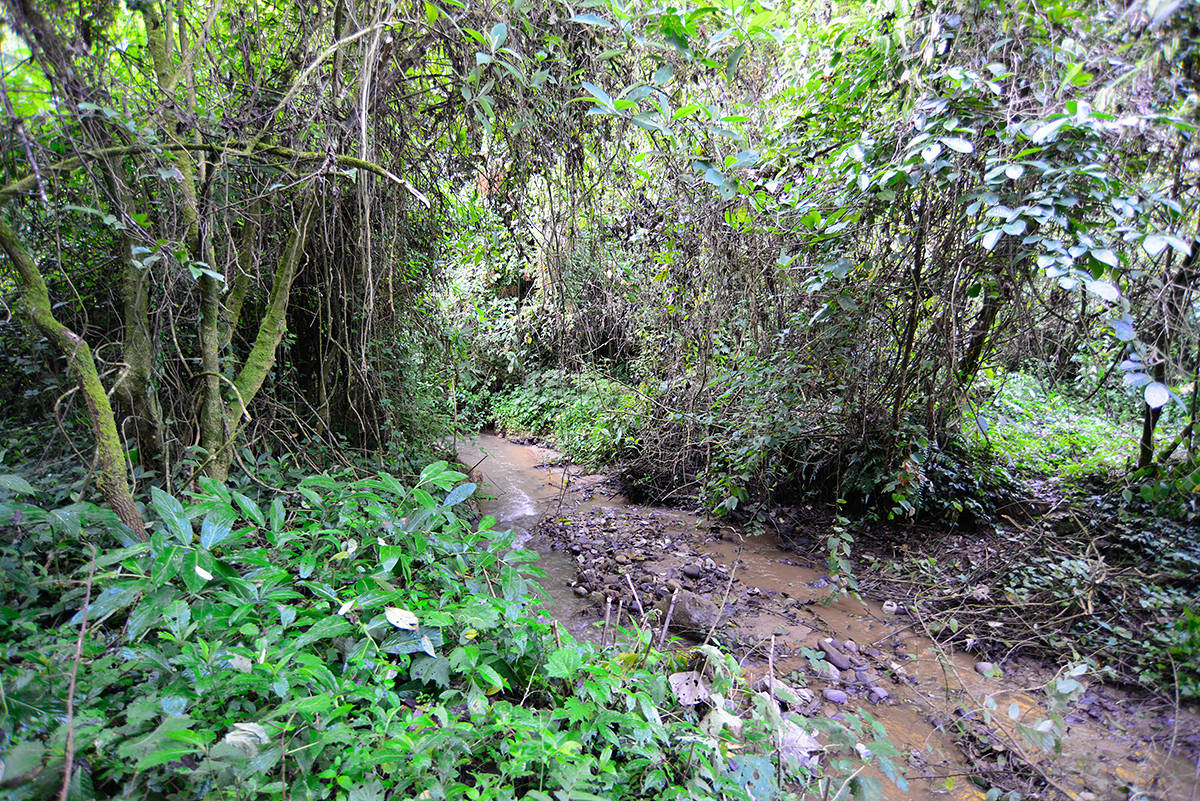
[769,634,782,788]
[658,588,679,648]
[909,604,1079,800]
[624,572,645,616]
[602,596,613,649]
[59,545,97,801]
[614,600,624,646]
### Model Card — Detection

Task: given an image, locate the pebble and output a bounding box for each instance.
[819,640,853,671]
[572,585,589,597]
[682,564,702,579]
[868,687,889,704]
[882,600,899,615]
[822,688,848,705]
[615,553,630,565]
[825,664,841,683]
[842,639,859,654]
[975,662,997,677]
[854,670,872,684]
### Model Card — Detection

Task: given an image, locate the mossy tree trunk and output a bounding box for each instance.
[0,216,145,535]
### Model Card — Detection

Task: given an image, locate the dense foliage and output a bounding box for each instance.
[2,0,1199,795]
[0,466,907,800]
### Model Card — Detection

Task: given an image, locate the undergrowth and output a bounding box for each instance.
[966,371,1139,480]
[488,369,642,467]
[0,463,901,800]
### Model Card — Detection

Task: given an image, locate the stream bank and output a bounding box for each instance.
[457,433,1199,801]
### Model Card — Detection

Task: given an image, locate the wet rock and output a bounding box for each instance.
[682,564,703,579]
[868,687,889,704]
[820,640,853,671]
[573,585,589,598]
[822,688,848,705]
[975,662,998,677]
[661,589,721,636]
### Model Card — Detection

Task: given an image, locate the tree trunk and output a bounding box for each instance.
[0,216,145,535]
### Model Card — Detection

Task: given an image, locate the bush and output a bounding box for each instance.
[491,369,642,466]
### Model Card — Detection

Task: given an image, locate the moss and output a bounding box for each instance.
[0,215,144,535]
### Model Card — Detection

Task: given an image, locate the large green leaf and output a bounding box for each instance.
[151,487,192,545]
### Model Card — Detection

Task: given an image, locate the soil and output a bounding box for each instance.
[458,433,1200,801]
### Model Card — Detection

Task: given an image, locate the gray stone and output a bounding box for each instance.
[682,563,702,579]
[573,585,589,597]
[820,640,853,671]
[974,662,997,677]
[660,589,721,637]
[615,553,630,565]
[822,688,848,705]
[868,687,890,704]
[842,639,859,654]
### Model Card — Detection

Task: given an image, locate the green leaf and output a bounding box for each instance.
[200,510,236,550]
[151,486,192,545]
[940,137,974,154]
[1030,116,1069,144]
[231,492,265,526]
[981,229,1003,251]
[581,81,613,108]
[292,616,353,651]
[72,583,142,625]
[488,22,507,50]
[443,482,476,507]
[410,655,452,687]
[349,778,384,801]
[545,646,583,679]
[725,43,745,78]
[568,13,614,28]
[0,474,37,496]
[652,65,674,85]
[269,497,285,533]
[727,149,759,170]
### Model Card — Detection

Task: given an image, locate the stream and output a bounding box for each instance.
[457,433,1198,801]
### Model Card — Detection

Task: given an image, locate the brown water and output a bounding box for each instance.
[458,433,1199,801]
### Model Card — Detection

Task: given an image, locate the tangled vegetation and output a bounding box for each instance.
[2,0,1199,796]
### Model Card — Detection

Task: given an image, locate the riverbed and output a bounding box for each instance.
[457,433,1198,801]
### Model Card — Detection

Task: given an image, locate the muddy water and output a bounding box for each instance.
[457,434,606,639]
[458,434,1198,801]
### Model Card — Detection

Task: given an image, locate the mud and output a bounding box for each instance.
[458,433,1200,801]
